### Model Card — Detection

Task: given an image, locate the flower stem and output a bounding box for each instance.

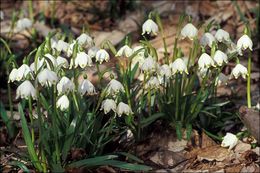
[247,52,252,108]
[28,97,35,144]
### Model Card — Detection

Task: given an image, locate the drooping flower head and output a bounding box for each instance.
[16,80,36,100]
[116,45,133,58]
[237,34,253,53]
[37,68,58,87]
[95,49,110,64]
[142,19,159,36]
[181,23,198,40]
[213,50,228,66]
[117,102,133,117]
[76,33,93,47]
[57,76,75,95]
[200,32,215,48]
[170,58,188,75]
[78,79,96,96]
[106,79,125,95]
[230,63,248,79]
[71,52,92,69]
[198,53,215,69]
[215,29,230,43]
[101,99,117,114]
[57,95,70,111]
[141,56,158,74]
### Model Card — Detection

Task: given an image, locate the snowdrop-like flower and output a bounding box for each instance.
[76,33,93,47]
[37,68,58,87]
[198,53,215,69]
[237,34,253,52]
[215,73,228,86]
[170,58,188,75]
[200,32,215,48]
[56,95,69,111]
[116,45,133,57]
[8,68,18,83]
[78,79,96,96]
[159,64,171,78]
[106,79,125,95]
[88,46,99,58]
[16,18,32,31]
[44,53,57,69]
[57,56,69,68]
[117,102,133,116]
[181,23,198,40]
[16,64,33,81]
[50,39,58,50]
[213,50,228,66]
[30,58,44,73]
[142,19,159,35]
[16,80,36,100]
[72,52,92,69]
[141,56,158,73]
[57,76,75,95]
[215,29,230,43]
[146,76,160,89]
[101,99,117,114]
[221,133,238,150]
[66,41,76,57]
[57,40,69,52]
[230,64,248,79]
[95,49,110,64]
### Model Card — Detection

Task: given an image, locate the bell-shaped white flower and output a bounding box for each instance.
[146,76,160,89]
[37,68,58,87]
[57,76,75,95]
[106,79,125,95]
[95,49,110,64]
[16,64,33,81]
[56,95,69,111]
[117,102,133,117]
[116,45,133,57]
[72,52,92,69]
[159,64,171,78]
[16,80,36,100]
[198,53,215,69]
[200,32,215,48]
[30,58,44,73]
[215,73,228,86]
[44,53,57,69]
[221,133,238,150]
[88,46,99,58]
[215,29,230,43]
[142,19,159,35]
[66,41,77,57]
[76,33,93,47]
[57,40,69,52]
[16,18,32,31]
[57,56,69,68]
[213,50,228,66]
[231,64,248,79]
[141,56,158,74]
[8,68,18,83]
[181,23,198,40]
[101,99,117,114]
[237,34,253,52]
[78,79,96,96]
[170,58,189,75]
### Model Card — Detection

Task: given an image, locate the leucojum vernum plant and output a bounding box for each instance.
[3,11,253,172]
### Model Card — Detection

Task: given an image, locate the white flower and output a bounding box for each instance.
[16,18,32,31]
[71,52,92,69]
[57,76,75,95]
[213,50,228,66]
[37,68,58,87]
[44,53,57,69]
[221,133,238,150]
[116,45,133,57]
[50,39,58,50]
[101,99,116,114]
[159,64,171,78]
[215,29,230,43]
[0,10,4,20]
[146,76,160,89]
[57,56,69,68]
[56,95,69,111]
[30,58,44,73]
[16,64,33,81]
[231,64,248,79]
[170,58,188,75]
[198,53,215,69]
[106,79,125,95]
[215,73,228,86]
[78,79,96,96]
[142,19,159,35]
[88,46,99,58]
[95,49,110,64]
[8,68,18,83]
[181,23,198,40]
[16,80,36,100]
[200,32,215,48]
[117,102,133,116]
[76,33,93,47]
[131,46,145,69]
[237,34,253,52]
[141,56,158,73]
[57,40,69,52]
[66,41,76,57]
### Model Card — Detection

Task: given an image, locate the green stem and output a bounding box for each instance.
[28,97,35,144]
[247,52,252,108]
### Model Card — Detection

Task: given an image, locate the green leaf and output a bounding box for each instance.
[0,102,16,138]
[99,160,152,171]
[140,113,164,128]
[9,161,30,173]
[186,124,192,140]
[18,104,43,172]
[175,122,182,140]
[116,152,144,163]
